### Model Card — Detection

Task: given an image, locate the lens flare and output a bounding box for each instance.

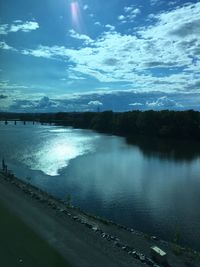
[70,0,81,30]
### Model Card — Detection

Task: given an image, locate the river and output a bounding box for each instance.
[0,121,200,250]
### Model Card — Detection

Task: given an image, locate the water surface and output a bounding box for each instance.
[0,122,200,250]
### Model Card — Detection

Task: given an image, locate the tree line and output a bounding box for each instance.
[1,110,200,140]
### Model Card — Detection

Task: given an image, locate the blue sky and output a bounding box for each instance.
[0,0,200,112]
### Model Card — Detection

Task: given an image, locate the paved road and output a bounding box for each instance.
[0,175,141,267]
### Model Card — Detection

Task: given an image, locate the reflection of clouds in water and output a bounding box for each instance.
[67,148,200,219]
[21,132,97,176]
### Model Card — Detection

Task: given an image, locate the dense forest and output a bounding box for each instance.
[1,110,200,140]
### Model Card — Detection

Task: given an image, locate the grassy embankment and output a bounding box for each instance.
[0,202,71,267]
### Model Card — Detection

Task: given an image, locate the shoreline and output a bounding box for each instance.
[0,169,199,267]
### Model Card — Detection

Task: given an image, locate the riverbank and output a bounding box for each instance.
[0,170,199,267]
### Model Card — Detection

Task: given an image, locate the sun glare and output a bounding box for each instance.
[70,0,81,30]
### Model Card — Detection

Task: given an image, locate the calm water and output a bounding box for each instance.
[0,122,200,250]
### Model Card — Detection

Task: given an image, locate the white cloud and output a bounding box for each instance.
[119,6,141,23]
[129,102,144,106]
[10,21,39,33]
[105,24,115,31]
[0,24,9,35]
[69,29,94,45]
[146,96,183,109]
[83,4,89,10]
[4,2,199,94]
[22,45,53,58]
[118,15,125,21]
[0,21,39,35]
[94,21,101,26]
[0,80,29,91]
[67,72,86,80]
[88,100,103,106]
[150,0,165,6]
[0,41,16,51]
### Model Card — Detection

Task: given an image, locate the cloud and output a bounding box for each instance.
[118,15,125,21]
[10,96,60,112]
[150,0,165,6]
[0,41,16,51]
[36,96,57,109]
[10,21,39,33]
[129,102,143,106]
[0,94,8,99]
[118,6,141,23]
[4,89,200,112]
[146,96,183,110]
[0,80,28,90]
[83,4,89,10]
[0,21,39,35]
[22,45,53,58]
[105,24,115,31]
[68,29,94,45]
[0,24,9,35]
[186,79,200,92]
[94,21,101,26]
[67,72,86,80]
[3,2,199,95]
[88,100,103,106]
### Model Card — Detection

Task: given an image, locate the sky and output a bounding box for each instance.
[0,0,200,112]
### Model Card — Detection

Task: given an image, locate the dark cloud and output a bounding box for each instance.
[187,80,200,90]
[103,58,119,66]
[144,61,176,68]
[36,96,57,109]
[0,94,7,99]
[169,19,200,37]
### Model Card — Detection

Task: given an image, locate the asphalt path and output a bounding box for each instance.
[0,174,141,267]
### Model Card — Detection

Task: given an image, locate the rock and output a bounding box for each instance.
[145,257,155,266]
[139,254,145,262]
[102,233,106,238]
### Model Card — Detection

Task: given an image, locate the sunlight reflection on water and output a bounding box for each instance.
[21,129,96,176]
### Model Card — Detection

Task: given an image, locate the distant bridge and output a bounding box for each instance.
[1,119,38,125]
[0,119,59,125]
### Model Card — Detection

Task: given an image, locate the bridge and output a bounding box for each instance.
[1,119,38,125]
[0,119,57,125]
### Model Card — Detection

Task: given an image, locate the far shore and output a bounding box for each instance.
[0,169,199,267]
